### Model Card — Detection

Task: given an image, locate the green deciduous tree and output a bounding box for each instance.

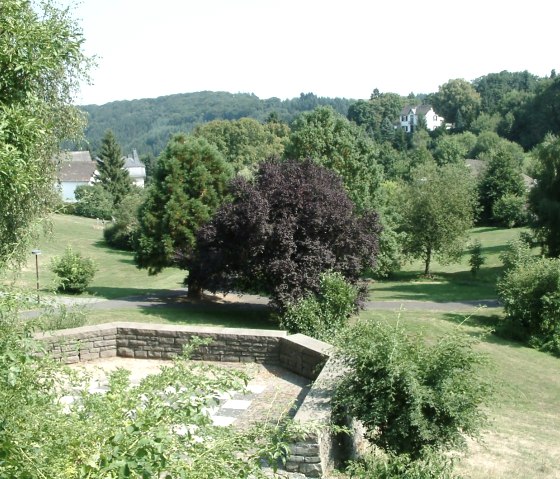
[431,79,481,128]
[478,144,526,223]
[529,134,560,256]
[285,106,382,212]
[134,135,233,292]
[95,130,133,207]
[193,117,290,176]
[0,0,92,270]
[399,162,477,276]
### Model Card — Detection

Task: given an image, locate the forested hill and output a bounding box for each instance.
[79,91,354,157]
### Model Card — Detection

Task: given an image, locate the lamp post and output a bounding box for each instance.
[31,249,41,304]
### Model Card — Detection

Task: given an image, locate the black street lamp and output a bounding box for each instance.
[31,249,42,304]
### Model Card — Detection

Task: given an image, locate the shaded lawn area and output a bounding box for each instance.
[84,303,279,331]
[359,308,560,479]
[370,226,532,302]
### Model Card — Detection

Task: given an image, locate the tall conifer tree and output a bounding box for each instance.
[96,130,132,207]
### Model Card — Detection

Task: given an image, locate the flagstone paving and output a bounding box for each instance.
[72,357,311,428]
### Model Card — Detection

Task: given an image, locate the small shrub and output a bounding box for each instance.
[50,246,97,294]
[103,189,144,250]
[279,271,358,340]
[334,319,491,458]
[468,239,485,277]
[38,303,88,331]
[499,238,533,272]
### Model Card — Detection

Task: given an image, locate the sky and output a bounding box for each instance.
[62,0,559,106]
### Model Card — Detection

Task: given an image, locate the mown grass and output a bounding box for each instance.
[370,226,531,302]
[84,304,277,330]
[359,308,560,479]
[7,214,185,299]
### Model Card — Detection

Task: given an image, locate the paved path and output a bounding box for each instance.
[29,290,501,316]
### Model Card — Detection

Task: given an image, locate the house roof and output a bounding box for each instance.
[415,105,434,117]
[57,151,97,182]
[400,105,416,115]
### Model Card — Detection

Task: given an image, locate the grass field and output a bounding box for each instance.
[360,308,560,479]
[8,214,185,299]
[370,226,528,302]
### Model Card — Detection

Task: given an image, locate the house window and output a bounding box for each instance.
[402,126,408,132]
[433,115,438,120]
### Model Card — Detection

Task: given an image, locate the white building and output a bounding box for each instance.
[399,105,444,132]
[123,149,146,187]
[57,149,146,201]
[57,151,97,202]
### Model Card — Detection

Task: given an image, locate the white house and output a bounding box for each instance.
[399,105,444,132]
[57,150,97,202]
[123,149,146,187]
[57,149,146,201]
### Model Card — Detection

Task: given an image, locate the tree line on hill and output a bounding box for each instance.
[77,69,560,159]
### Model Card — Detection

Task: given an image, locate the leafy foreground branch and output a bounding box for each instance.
[0,313,293,478]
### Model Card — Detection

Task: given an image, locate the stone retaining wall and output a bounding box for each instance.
[37,322,361,478]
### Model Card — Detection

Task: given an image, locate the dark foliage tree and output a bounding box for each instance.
[529,134,560,256]
[134,135,232,288]
[188,159,381,310]
[95,130,133,207]
[473,70,539,114]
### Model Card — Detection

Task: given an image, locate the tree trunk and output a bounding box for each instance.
[424,246,432,276]
[187,277,203,299]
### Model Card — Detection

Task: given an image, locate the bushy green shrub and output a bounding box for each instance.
[50,246,97,294]
[74,184,114,220]
[492,193,527,228]
[279,271,359,340]
[345,449,460,479]
[38,303,88,331]
[103,188,144,250]
[497,255,560,355]
[334,319,491,459]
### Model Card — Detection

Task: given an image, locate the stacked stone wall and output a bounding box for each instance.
[37,322,364,478]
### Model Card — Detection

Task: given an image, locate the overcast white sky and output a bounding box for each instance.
[62,0,558,106]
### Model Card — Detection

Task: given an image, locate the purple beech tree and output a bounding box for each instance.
[187,159,381,310]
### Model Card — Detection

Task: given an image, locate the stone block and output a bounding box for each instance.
[118,347,134,358]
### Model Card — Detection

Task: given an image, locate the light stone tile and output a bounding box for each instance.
[247,384,266,394]
[222,399,252,410]
[211,415,236,427]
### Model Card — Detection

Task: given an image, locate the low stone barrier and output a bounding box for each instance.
[37,322,361,478]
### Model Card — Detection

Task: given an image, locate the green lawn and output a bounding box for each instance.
[8,214,185,299]
[370,226,530,302]
[84,305,277,330]
[360,308,560,479]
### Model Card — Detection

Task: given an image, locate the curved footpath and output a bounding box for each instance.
[35,290,501,314]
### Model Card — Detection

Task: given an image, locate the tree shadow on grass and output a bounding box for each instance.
[439,311,526,349]
[136,302,277,330]
[372,268,503,302]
